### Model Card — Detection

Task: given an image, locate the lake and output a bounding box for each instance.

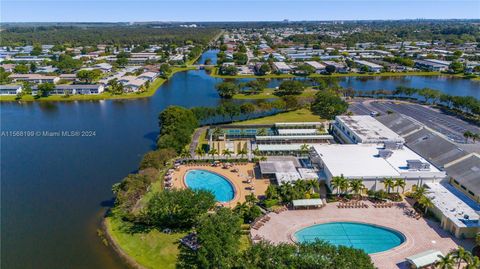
[1,60,479,268]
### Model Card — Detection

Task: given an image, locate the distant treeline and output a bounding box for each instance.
[0,26,221,46]
[284,21,480,45]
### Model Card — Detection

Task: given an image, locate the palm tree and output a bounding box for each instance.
[418,195,434,215]
[395,178,406,194]
[222,148,233,158]
[180,148,191,159]
[383,178,395,194]
[466,256,480,269]
[252,147,262,157]
[257,128,267,136]
[413,186,427,200]
[212,127,224,140]
[435,253,455,269]
[208,148,218,159]
[349,179,365,198]
[195,147,206,158]
[452,247,471,269]
[330,176,344,195]
[299,144,310,156]
[339,178,350,195]
[464,131,474,143]
[237,148,248,159]
[306,179,319,195]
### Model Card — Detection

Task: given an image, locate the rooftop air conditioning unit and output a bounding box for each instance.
[378,149,393,159]
[384,141,403,150]
[407,159,430,170]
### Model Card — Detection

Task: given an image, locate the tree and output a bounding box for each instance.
[239,240,375,269]
[331,175,346,195]
[383,178,395,194]
[257,63,271,75]
[306,179,319,194]
[139,148,177,169]
[55,54,82,72]
[349,179,365,198]
[144,189,216,229]
[215,82,238,99]
[36,82,55,97]
[436,253,455,269]
[311,90,349,120]
[449,61,464,74]
[413,186,427,200]
[300,144,310,156]
[240,103,255,117]
[107,78,124,95]
[195,147,206,158]
[159,63,172,78]
[178,208,242,269]
[418,195,434,215]
[77,69,102,83]
[325,64,337,74]
[222,148,233,158]
[219,65,238,76]
[452,247,471,269]
[208,148,218,159]
[395,178,406,193]
[31,44,43,56]
[13,64,29,74]
[233,52,248,65]
[157,106,198,153]
[275,80,306,96]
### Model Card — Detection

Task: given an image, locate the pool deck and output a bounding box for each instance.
[251,200,474,269]
[170,163,270,207]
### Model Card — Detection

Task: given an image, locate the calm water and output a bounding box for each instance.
[294,222,405,254]
[185,170,235,202]
[1,51,479,269]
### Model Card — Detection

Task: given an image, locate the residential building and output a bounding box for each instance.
[354,59,383,72]
[0,85,23,95]
[305,61,326,73]
[8,74,59,84]
[272,62,292,74]
[414,59,450,71]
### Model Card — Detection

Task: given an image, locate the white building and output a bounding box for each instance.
[310,144,446,192]
[332,115,405,144]
[0,85,23,95]
[354,59,383,72]
[305,61,326,73]
[272,62,292,74]
[8,74,59,84]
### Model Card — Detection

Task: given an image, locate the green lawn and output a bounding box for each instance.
[0,67,195,102]
[105,217,185,269]
[231,108,323,125]
[233,88,316,100]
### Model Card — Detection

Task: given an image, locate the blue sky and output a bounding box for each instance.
[1,0,478,22]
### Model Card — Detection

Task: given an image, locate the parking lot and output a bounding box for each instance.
[349,99,480,143]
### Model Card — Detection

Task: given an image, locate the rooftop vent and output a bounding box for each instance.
[384,141,403,150]
[407,159,430,170]
[378,149,393,159]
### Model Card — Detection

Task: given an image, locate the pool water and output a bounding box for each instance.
[294,222,404,254]
[184,170,235,202]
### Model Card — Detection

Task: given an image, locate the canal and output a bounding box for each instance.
[1,52,479,268]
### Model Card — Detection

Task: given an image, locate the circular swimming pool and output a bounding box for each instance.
[294,222,405,254]
[184,169,235,202]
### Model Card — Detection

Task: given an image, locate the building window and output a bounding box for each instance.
[468,190,474,196]
[453,179,459,185]
[461,185,467,190]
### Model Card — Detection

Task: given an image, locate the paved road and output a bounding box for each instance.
[349,99,480,143]
[189,126,208,156]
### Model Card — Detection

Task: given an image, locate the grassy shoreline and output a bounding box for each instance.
[208,67,470,79]
[0,66,195,102]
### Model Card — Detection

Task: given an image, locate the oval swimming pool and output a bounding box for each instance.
[294,222,405,254]
[184,170,235,202]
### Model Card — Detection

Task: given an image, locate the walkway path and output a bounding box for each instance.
[189,126,208,156]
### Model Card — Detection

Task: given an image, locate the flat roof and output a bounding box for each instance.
[259,160,297,174]
[292,199,323,207]
[256,135,333,140]
[336,115,404,143]
[406,250,443,268]
[312,144,444,179]
[273,62,291,69]
[425,182,479,228]
[445,153,480,195]
[258,143,321,152]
